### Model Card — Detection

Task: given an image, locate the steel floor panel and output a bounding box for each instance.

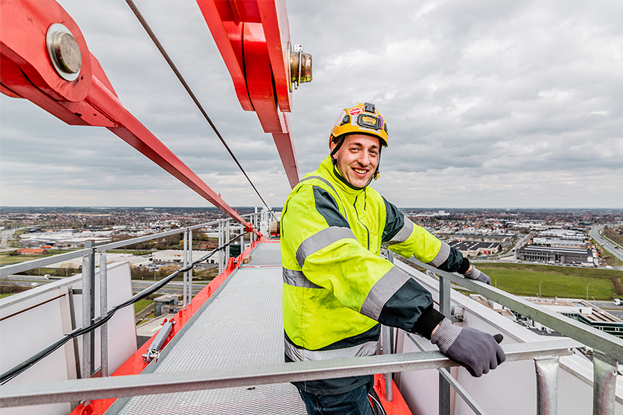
[117,242,306,415]
[246,240,282,266]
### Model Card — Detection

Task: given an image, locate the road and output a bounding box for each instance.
[0,229,14,248]
[590,225,623,265]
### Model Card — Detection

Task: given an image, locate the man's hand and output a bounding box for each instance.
[431,318,506,377]
[464,265,491,285]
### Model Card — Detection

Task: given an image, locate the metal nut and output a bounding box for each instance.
[290,44,312,90]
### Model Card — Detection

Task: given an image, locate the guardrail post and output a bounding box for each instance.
[182,229,188,309]
[382,325,394,402]
[99,251,108,378]
[80,240,95,406]
[438,271,452,415]
[225,220,231,261]
[384,250,395,401]
[593,351,617,415]
[535,356,559,415]
[188,228,193,305]
[218,220,223,274]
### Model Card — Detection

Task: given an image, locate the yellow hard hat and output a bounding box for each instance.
[329,102,388,147]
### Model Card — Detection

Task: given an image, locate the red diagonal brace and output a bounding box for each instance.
[1,0,250,228]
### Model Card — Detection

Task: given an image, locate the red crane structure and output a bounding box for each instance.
[1,0,311,231]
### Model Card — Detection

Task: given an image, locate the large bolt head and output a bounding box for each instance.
[46,23,82,81]
[53,32,82,74]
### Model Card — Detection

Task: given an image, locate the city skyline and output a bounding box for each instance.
[1,0,622,209]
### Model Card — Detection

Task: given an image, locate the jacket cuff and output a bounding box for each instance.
[411,305,445,339]
[457,258,471,275]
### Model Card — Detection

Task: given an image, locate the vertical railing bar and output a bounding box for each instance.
[385,250,395,401]
[534,356,559,415]
[225,220,230,263]
[593,351,618,415]
[182,229,187,310]
[81,252,91,380]
[81,240,94,407]
[383,325,393,402]
[407,332,488,415]
[100,251,108,378]
[438,271,452,415]
[188,228,193,305]
[218,220,223,275]
[88,243,96,376]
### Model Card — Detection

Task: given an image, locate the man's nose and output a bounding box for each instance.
[358,151,370,166]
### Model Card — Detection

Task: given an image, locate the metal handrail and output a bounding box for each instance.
[406,257,623,362]
[0,219,224,277]
[0,339,578,408]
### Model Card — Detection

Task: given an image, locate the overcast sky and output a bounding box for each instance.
[1,0,622,209]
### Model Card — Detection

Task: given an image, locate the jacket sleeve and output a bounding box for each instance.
[281,183,437,334]
[381,197,471,275]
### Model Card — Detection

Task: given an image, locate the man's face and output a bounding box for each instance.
[330,134,380,188]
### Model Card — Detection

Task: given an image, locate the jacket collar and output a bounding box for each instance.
[318,155,366,196]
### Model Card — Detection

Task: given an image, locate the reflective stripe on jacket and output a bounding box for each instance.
[281,155,463,394]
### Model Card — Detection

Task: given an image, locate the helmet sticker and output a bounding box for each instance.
[335,110,346,126]
[349,107,362,116]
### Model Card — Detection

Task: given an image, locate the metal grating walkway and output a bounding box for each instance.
[117,241,306,414]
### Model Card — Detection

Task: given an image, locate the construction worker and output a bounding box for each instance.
[281,102,505,415]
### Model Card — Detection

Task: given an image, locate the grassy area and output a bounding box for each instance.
[0,249,79,266]
[134,300,153,313]
[1,293,14,299]
[481,267,614,300]
[401,258,623,300]
[475,262,621,278]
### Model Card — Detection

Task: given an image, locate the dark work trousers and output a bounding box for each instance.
[296,379,374,415]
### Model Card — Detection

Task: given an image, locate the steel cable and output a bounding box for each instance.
[125,0,277,222]
[0,233,246,385]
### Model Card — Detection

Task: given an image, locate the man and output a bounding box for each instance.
[281,103,505,415]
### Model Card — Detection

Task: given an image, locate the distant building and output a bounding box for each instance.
[199,241,218,250]
[518,246,590,264]
[448,241,501,256]
[532,237,587,249]
[523,298,623,339]
[16,248,48,255]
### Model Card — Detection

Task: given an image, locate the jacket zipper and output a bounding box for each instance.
[353,193,370,250]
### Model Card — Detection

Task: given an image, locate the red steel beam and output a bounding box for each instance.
[197,0,301,188]
[0,0,251,229]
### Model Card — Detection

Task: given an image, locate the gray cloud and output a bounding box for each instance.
[1,0,622,208]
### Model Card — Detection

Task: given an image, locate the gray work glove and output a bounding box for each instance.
[431,318,506,377]
[464,265,491,285]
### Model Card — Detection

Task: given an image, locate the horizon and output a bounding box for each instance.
[2,206,622,212]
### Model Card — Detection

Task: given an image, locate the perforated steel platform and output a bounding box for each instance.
[116,242,306,414]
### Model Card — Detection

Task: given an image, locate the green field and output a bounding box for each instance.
[481,268,612,299]
[0,249,80,266]
[133,300,153,313]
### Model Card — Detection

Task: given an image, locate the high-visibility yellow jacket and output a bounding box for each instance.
[281,156,470,395]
